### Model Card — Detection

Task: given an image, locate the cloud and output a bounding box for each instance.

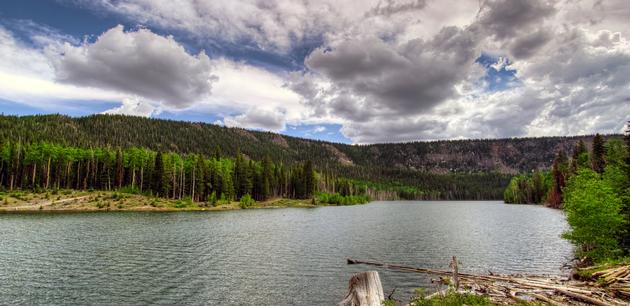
[102,97,161,117]
[312,125,326,133]
[222,108,287,132]
[508,29,552,59]
[73,0,450,52]
[366,0,427,17]
[50,25,217,108]
[304,26,481,117]
[0,26,124,106]
[475,0,556,40]
[3,0,630,144]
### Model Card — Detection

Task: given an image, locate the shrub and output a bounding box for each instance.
[316,192,370,205]
[119,186,140,195]
[562,169,625,260]
[405,289,492,306]
[175,197,194,208]
[239,194,255,209]
[208,191,218,207]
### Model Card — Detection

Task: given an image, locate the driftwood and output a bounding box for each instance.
[347,258,630,305]
[336,271,385,306]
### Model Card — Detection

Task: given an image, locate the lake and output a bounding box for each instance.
[0,201,573,305]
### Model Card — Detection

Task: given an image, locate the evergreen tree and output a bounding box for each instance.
[262,155,272,200]
[547,150,567,208]
[303,160,315,198]
[570,140,588,173]
[152,151,165,196]
[592,133,606,174]
[194,156,206,201]
[212,145,222,160]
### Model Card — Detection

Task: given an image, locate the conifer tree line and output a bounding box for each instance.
[0,142,323,202]
[504,131,628,208]
[503,122,630,261]
[2,114,618,201]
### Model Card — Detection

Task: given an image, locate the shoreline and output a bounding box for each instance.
[0,190,322,213]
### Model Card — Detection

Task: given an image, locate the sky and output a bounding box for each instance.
[0,0,628,144]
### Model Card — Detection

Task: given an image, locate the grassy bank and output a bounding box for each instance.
[0,189,325,212]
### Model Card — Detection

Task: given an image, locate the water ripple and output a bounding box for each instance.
[0,201,573,305]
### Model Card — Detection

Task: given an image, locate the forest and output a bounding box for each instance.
[0,142,327,203]
[2,114,613,201]
[503,127,630,262]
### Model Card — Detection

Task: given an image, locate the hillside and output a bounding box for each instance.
[0,114,618,200]
[0,114,612,173]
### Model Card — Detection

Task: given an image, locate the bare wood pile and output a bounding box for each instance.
[347,258,630,305]
[590,265,630,300]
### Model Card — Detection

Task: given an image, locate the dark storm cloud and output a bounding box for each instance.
[508,29,552,59]
[476,0,556,39]
[51,25,216,108]
[305,26,481,116]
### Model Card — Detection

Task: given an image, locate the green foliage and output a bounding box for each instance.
[208,191,218,207]
[119,186,141,195]
[175,197,194,208]
[2,114,615,201]
[592,133,606,174]
[239,194,255,209]
[317,192,369,205]
[407,289,492,306]
[563,169,625,260]
[503,171,550,204]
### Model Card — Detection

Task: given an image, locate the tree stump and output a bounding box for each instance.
[336,271,385,306]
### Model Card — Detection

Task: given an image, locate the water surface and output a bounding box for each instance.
[0,201,573,305]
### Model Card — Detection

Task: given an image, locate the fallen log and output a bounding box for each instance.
[336,271,384,306]
[346,258,630,305]
[554,288,615,306]
[527,292,569,306]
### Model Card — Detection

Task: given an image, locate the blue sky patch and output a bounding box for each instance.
[476,53,520,92]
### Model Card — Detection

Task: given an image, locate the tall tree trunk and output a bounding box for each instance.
[140,166,144,192]
[172,164,177,199]
[131,167,136,189]
[192,167,195,201]
[76,161,81,189]
[45,157,51,189]
[31,164,36,188]
[180,166,184,199]
[66,162,71,189]
[83,160,89,190]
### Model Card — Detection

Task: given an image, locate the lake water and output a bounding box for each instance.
[0,201,573,305]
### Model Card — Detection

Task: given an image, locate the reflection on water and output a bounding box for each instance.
[0,201,573,305]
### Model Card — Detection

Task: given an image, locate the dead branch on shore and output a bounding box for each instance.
[347,258,630,305]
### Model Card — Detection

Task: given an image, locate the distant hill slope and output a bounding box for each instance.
[0,114,614,174]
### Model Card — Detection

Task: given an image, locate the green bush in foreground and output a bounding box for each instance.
[562,169,625,260]
[239,194,255,209]
[382,289,491,306]
[383,289,547,306]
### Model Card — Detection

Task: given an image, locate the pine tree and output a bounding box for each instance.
[262,155,272,200]
[194,156,206,202]
[212,145,222,160]
[570,140,587,173]
[303,160,315,198]
[547,150,567,208]
[592,133,606,174]
[152,151,165,196]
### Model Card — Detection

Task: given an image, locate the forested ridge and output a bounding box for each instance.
[0,114,620,200]
[503,123,630,263]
